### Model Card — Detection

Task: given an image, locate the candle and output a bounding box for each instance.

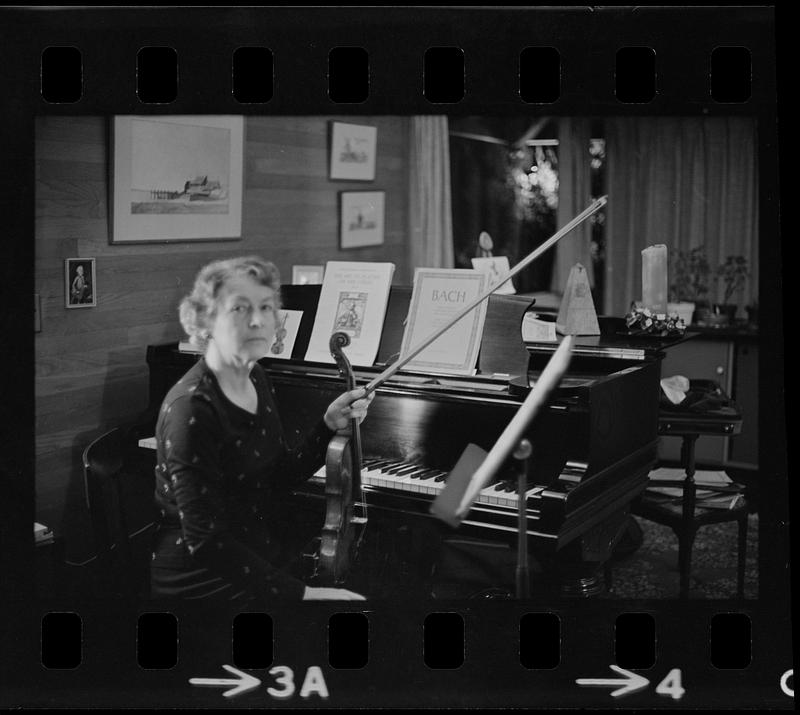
[641,244,668,315]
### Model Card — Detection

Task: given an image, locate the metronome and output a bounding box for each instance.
[556,263,600,336]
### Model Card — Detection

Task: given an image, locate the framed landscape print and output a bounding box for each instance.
[339,191,385,249]
[110,115,244,243]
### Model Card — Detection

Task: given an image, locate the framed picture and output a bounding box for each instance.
[65,258,97,309]
[339,191,385,249]
[471,256,516,294]
[110,115,244,243]
[265,309,304,359]
[329,121,377,181]
[292,265,325,285]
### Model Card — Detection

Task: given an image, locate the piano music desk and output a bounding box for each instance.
[634,393,747,599]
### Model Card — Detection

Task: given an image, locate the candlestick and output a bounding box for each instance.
[642,244,668,315]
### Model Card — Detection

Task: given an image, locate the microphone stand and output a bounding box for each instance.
[431,335,574,598]
[513,438,533,599]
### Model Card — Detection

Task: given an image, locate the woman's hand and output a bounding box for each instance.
[302,586,366,601]
[324,387,374,431]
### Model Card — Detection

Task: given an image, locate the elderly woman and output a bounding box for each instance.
[150,256,371,602]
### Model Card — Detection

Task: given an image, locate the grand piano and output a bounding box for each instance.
[143,285,671,598]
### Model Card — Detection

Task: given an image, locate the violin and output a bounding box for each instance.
[317,331,366,585]
[271,312,288,355]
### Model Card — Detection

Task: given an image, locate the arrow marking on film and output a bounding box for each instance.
[576,665,650,697]
[189,664,261,698]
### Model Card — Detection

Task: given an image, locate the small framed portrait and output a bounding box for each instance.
[339,191,385,249]
[291,265,325,285]
[65,258,97,308]
[329,122,377,181]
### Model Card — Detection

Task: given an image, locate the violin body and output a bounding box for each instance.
[317,331,364,585]
[318,433,356,584]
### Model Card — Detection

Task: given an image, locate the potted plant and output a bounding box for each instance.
[711,255,750,325]
[669,245,710,325]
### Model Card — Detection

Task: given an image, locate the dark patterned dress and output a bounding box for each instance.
[150,358,332,603]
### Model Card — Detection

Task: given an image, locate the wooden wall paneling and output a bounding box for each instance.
[36,327,132,355]
[35,344,144,381]
[35,116,107,144]
[36,375,150,432]
[36,181,106,220]
[37,158,107,184]
[35,219,106,252]
[35,139,106,167]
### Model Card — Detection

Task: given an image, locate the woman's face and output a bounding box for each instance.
[208,273,278,366]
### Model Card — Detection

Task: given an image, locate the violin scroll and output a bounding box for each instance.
[329,331,351,351]
[329,331,354,383]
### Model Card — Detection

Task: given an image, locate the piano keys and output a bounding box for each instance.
[142,284,677,597]
[310,458,546,509]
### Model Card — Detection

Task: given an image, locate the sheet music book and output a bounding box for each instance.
[304,261,395,367]
[648,467,733,485]
[644,489,745,510]
[522,312,558,342]
[400,268,488,376]
[645,467,743,508]
[265,309,303,360]
[471,256,516,294]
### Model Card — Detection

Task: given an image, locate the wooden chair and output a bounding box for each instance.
[634,431,749,599]
[82,426,156,600]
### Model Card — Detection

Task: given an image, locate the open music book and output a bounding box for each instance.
[304,261,395,367]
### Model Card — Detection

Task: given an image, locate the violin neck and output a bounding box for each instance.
[350,418,363,489]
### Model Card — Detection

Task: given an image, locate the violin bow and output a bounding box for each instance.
[362,195,606,395]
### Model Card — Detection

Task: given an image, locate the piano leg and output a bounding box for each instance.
[430,536,542,600]
[547,508,635,598]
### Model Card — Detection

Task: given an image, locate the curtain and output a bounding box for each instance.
[552,117,593,293]
[604,117,759,316]
[408,116,455,270]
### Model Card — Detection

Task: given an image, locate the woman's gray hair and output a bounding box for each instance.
[179,256,281,348]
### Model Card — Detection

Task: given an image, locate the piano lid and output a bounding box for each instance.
[524,313,693,361]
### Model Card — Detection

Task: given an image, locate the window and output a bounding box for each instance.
[449,117,605,307]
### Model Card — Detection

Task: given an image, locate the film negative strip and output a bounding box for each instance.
[0,5,790,709]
